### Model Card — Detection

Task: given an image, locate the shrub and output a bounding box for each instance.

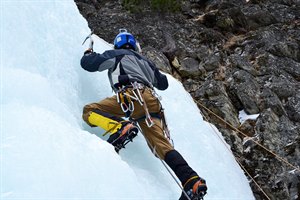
[122,0,181,12]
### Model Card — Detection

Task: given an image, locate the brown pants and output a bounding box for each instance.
[82,88,174,159]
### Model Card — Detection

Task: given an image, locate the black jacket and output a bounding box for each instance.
[81,49,168,91]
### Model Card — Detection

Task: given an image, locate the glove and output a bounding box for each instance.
[84,48,93,55]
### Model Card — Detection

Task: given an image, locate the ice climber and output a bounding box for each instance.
[80,29,208,200]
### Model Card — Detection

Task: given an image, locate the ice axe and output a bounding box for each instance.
[82,30,94,51]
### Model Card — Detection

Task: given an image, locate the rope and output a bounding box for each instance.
[235,158,271,200]
[194,99,300,172]
[206,120,271,200]
[135,125,192,200]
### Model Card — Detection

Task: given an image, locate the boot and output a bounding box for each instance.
[179,177,207,200]
[164,150,207,200]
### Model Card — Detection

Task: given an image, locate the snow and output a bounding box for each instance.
[1,1,254,199]
[239,110,260,124]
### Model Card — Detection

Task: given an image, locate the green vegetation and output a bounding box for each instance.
[122,0,142,13]
[122,0,181,12]
[151,0,181,11]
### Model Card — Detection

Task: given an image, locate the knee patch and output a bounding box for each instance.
[88,110,123,135]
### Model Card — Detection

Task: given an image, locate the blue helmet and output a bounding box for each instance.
[113,29,137,50]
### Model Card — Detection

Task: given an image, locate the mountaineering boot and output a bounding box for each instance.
[179,177,207,200]
[107,121,138,152]
[164,150,207,200]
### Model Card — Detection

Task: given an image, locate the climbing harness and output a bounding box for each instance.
[133,109,173,146]
[116,82,156,127]
[115,81,173,146]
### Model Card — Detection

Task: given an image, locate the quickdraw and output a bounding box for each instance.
[116,82,154,127]
[159,108,173,147]
[116,89,134,117]
[131,82,154,127]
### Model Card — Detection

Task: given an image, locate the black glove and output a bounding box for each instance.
[84,48,93,55]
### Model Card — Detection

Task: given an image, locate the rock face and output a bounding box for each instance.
[75,0,300,199]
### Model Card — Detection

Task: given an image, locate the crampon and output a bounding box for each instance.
[108,122,138,153]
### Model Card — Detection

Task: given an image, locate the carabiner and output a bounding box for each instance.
[128,101,134,112]
[145,116,154,127]
[121,103,129,112]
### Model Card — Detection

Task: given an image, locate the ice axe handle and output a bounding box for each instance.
[82,31,94,51]
[89,40,94,50]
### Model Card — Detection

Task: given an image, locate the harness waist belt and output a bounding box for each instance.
[132,112,162,122]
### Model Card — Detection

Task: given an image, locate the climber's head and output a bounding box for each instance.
[113,29,137,51]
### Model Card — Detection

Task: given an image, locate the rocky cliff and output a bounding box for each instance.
[75,0,300,199]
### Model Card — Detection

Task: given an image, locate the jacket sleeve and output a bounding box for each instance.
[154,68,169,90]
[80,51,117,72]
[145,59,169,90]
